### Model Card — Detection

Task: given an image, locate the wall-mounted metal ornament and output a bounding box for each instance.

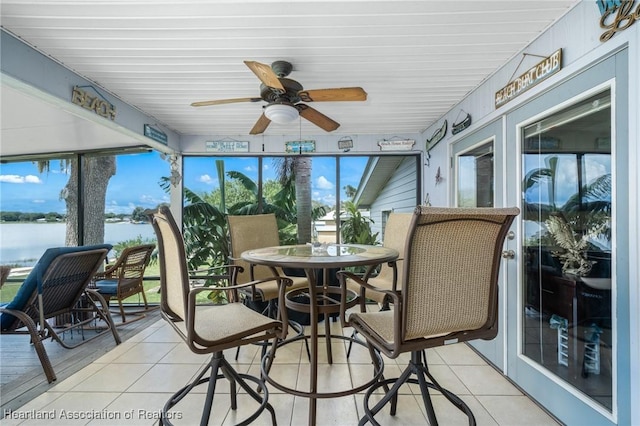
[161,153,182,187]
[435,166,443,185]
[425,120,447,152]
[71,85,116,120]
[451,112,472,135]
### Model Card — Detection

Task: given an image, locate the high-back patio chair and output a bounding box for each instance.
[92,243,155,323]
[344,212,412,356]
[147,206,290,425]
[338,206,519,425]
[227,213,309,316]
[0,244,121,383]
[346,212,413,310]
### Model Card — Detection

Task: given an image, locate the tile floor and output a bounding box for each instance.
[2,315,560,425]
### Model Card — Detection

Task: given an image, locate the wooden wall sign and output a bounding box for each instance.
[495,49,562,108]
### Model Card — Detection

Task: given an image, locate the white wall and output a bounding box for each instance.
[369,156,418,237]
[180,132,421,156]
[416,2,638,424]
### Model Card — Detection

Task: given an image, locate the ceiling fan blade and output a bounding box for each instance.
[296,104,340,132]
[244,61,285,92]
[191,97,262,107]
[250,113,271,135]
[298,87,367,102]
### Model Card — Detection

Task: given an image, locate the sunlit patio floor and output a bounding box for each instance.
[1,307,560,425]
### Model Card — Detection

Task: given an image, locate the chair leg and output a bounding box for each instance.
[161,351,276,426]
[2,309,58,383]
[117,298,127,323]
[359,349,476,426]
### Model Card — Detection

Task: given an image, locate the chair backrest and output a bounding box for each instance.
[401,207,519,342]
[112,244,155,282]
[147,206,190,322]
[227,213,281,283]
[373,212,413,285]
[0,245,111,330]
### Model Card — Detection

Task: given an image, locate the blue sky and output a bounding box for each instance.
[0,153,368,214]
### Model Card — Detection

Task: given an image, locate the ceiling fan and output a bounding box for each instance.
[191,60,367,134]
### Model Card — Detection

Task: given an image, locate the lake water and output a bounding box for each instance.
[0,222,157,266]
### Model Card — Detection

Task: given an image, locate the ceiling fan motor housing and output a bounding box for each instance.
[260,78,304,104]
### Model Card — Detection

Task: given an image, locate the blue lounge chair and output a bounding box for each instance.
[0,244,121,383]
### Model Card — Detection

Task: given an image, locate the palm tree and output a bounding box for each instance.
[274,157,313,244]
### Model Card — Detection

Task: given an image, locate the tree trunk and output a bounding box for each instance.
[294,157,312,243]
[63,156,116,246]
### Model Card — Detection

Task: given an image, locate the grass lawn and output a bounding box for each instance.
[0,263,224,305]
[0,263,162,305]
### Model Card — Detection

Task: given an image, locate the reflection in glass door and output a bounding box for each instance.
[521,91,613,410]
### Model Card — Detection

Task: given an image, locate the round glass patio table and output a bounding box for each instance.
[241,243,398,426]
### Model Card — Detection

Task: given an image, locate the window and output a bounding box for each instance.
[456,142,494,207]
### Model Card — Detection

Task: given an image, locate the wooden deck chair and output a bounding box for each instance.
[147,206,289,425]
[339,207,519,425]
[0,244,121,383]
[93,244,155,324]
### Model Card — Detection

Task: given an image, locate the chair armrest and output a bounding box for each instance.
[337,270,401,326]
[188,264,241,288]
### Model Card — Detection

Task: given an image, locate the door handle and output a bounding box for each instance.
[502,250,515,259]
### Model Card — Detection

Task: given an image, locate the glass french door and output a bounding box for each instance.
[452,119,516,370]
[504,50,629,425]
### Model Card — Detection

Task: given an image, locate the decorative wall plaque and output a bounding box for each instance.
[377,139,415,151]
[452,112,472,135]
[495,49,562,108]
[71,85,116,120]
[206,139,249,153]
[285,140,315,153]
[143,124,168,145]
[425,120,447,152]
[338,136,354,151]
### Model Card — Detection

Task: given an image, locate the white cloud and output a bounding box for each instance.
[0,174,43,184]
[198,174,214,184]
[244,165,256,172]
[32,199,46,204]
[140,194,170,205]
[316,176,334,190]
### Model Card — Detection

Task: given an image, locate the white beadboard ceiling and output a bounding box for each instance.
[0,0,578,139]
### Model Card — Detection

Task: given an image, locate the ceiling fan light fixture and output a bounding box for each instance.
[264,103,298,124]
